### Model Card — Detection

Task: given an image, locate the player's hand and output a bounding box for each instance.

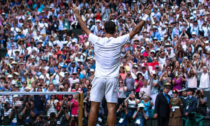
[144,6,151,16]
[71,3,79,16]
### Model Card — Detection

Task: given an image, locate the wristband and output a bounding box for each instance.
[142,14,149,21]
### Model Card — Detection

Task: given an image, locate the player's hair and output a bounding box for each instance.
[104,21,116,34]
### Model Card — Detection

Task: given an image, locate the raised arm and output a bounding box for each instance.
[71,3,91,36]
[129,7,151,40]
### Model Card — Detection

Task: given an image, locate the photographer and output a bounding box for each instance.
[47,112,57,126]
[9,102,23,125]
[132,103,148,126]
[116,103,132,126]
[33,111,46,126]
[1,101,12,125]
[56,104,70,125]
[22,101,38,125]
[124,92,139,115]
[195,89,207,116]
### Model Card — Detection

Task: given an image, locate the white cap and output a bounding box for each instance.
[96,19,101,22]
[72,40,76,43]
[8,74,13,78]
[90,69,95,72]
[11,61,17,64]
[59,85,64,88]
[39,75,44,79]
[31,55,35,59]
[150,50,155,53]
[192,32,196,35]
[198,47,203,51]
[145,38,150,42]
[138,103,145,108]
[205,40,209,44]
[11,80,16,85]
[13,94,19,98]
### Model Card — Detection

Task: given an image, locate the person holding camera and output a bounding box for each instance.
[1,101,12,125]
[9,102,23,125]
[47,112,57,126]
[195,89,207,116]
[56,104,70,125]
[22,100,39,125]
[33,111,46,126]
[187,66,197,89]
[199,66,210,88]
[116,103,132,126]
[124,92,140,115]
[172,70,184,90]
[139,94,153,117]
[132,103,148,126]
[168,89,183,126]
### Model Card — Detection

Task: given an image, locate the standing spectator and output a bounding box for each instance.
[182,89,197,125]
[154,83,171,126]
[123,70,134,97]
[46,95,58,119]
[195,89,207,116]
[168,89,183,126]
[134,72,144,99]
[187,66,197,89]
[117,80,127,109]
[199,66,210,88]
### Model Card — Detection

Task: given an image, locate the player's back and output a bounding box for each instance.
[88,33,130,78]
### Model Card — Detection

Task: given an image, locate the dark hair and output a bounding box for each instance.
[104,21,116,34]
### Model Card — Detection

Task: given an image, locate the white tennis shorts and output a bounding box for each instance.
[90,77,119,103]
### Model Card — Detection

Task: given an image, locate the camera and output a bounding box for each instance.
[15,106,18,109]
[196,90,200,95]
[140,107,144,110]
[122,104,126,108]
[63,106,67,110]
[39,116,43,119]
[28,102,31,107]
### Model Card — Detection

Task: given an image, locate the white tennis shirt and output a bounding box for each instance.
[88,33,130,78]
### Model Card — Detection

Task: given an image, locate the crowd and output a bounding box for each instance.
[0,0,210,126]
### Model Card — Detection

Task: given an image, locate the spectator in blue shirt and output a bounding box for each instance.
[7,37,17,50]
[151,26,161,40]
[116,103,132,126]
[14,30,25,42]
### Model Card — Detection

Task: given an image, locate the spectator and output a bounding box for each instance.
[123,70,134,97]
[46,95,58,119]
[33,111,46,126]
[140,95,153,117]
[154,83,171,126]
[117,80,127,109]
[133,103,148,126]
[183,89,197,125]
[21,100,38,125]
[168,89,183,126]
[116,102,132,126]
[134,72,144,99]
[195,89,207,116]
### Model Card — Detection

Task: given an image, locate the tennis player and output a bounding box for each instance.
[71,3,151,126]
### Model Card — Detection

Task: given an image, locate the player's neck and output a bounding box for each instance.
[105,33,114,38]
